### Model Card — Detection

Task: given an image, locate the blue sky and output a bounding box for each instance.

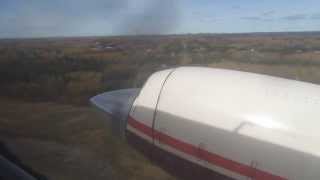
[0,0,320,38]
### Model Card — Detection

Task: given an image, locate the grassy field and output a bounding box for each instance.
[1,32,320,179]
[0,98,176,180]
[1,33,320,105]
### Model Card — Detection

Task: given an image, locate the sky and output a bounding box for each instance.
[0,0,320,38]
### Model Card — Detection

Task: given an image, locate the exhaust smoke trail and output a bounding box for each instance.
[115,0,181,35]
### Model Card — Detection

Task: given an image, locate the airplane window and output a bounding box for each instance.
[0,0,320,180]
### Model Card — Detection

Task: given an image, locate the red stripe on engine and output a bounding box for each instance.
[127,116,287,180]
[127,116,153,137]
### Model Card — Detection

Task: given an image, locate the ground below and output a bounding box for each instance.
[0,98,176,180]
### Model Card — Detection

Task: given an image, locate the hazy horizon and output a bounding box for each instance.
[1,0,320,38]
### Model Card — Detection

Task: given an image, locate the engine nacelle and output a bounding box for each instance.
[92,67,320,180]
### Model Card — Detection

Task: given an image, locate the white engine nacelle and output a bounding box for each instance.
[92,67,320,180]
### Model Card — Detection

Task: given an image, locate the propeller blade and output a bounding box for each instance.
[90,88,140,136]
